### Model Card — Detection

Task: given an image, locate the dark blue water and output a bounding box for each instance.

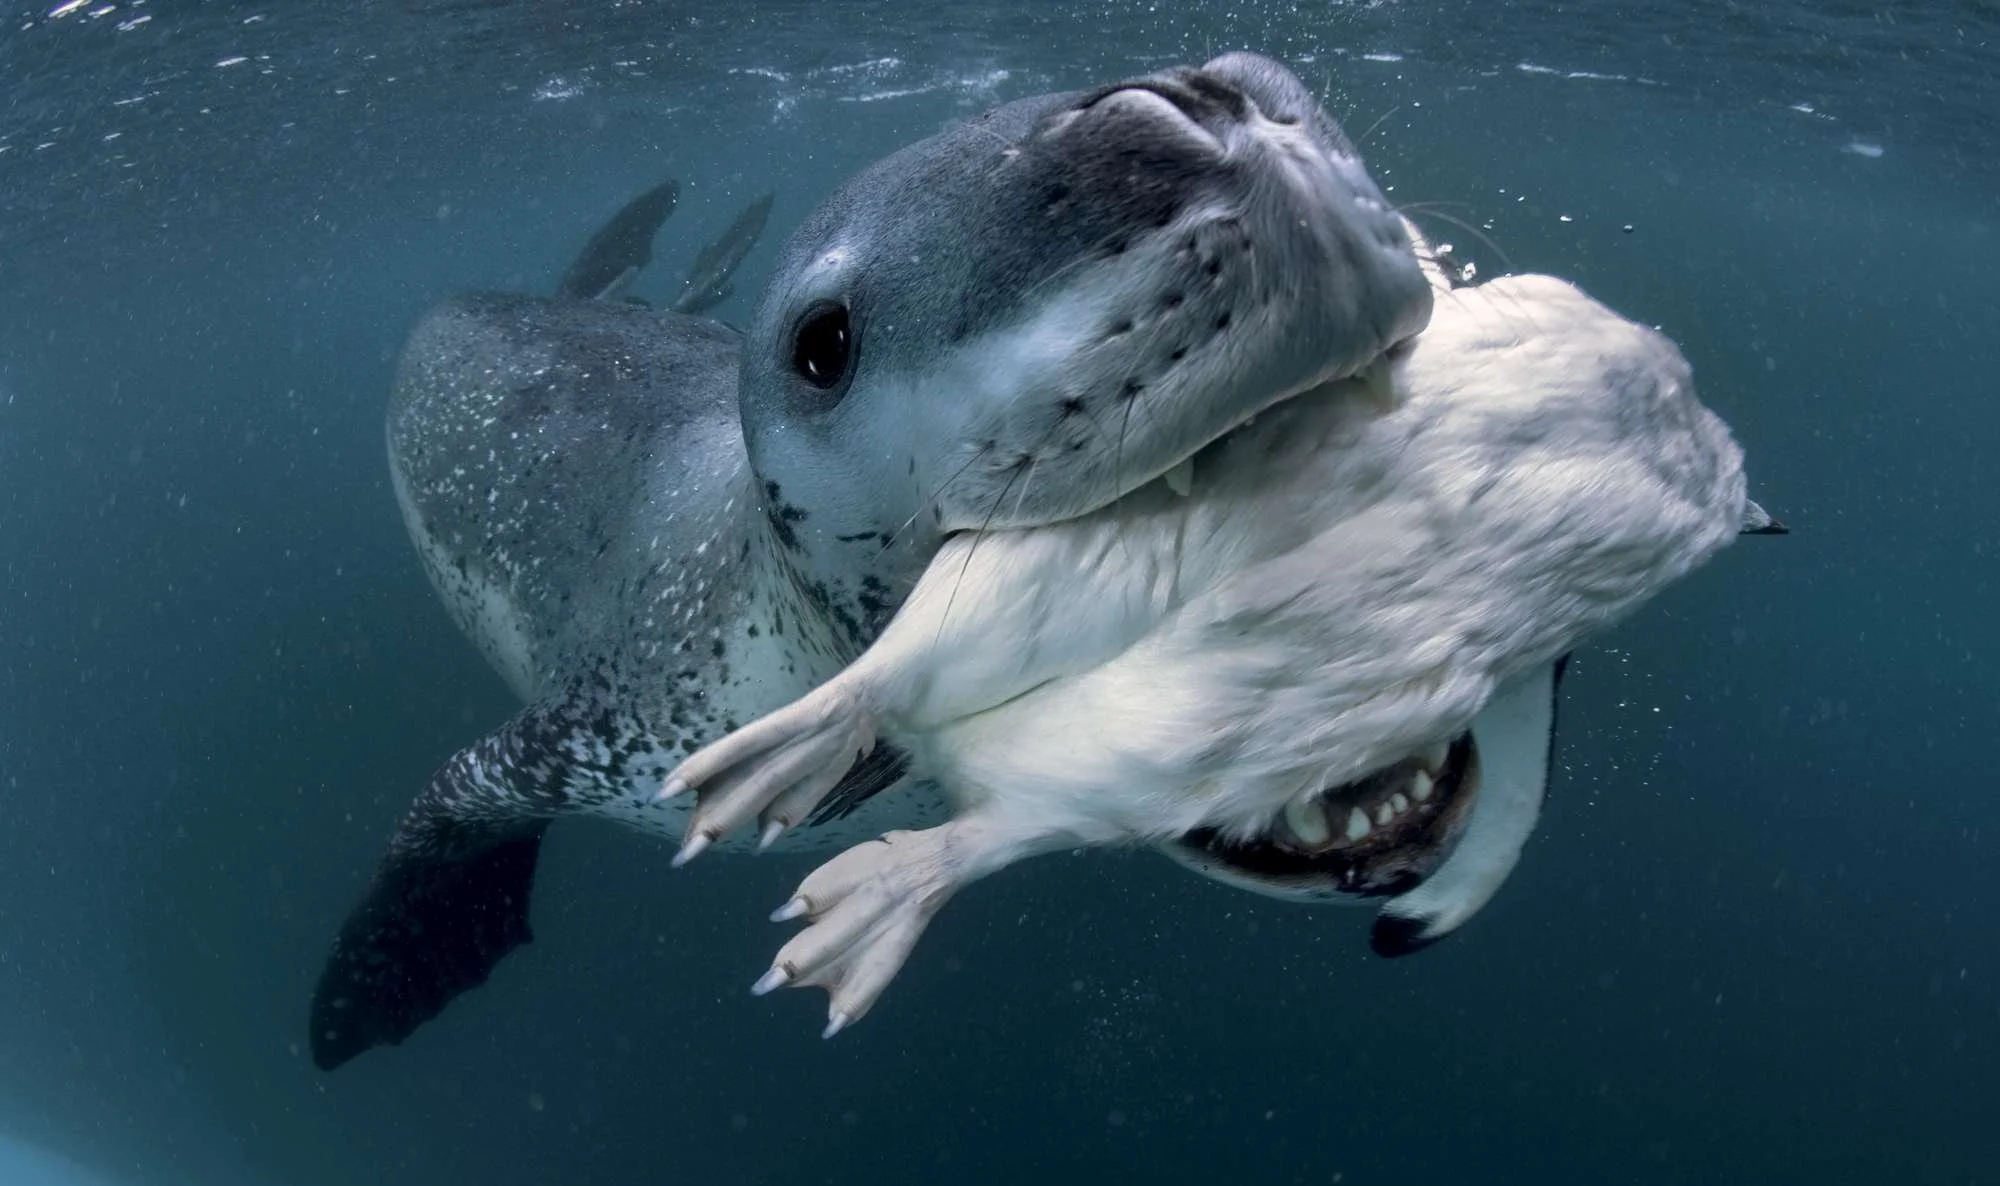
[2,2,1995,1183]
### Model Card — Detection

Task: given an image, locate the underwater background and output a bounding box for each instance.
[2,1,1995,1183]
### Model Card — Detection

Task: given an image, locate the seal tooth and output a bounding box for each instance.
[1411,770,1434,802]
[1373,801,1394,826]
[1283,797,1331,847]
[1163,457,1195,497]
[1390,792,1410,815]
[1421,742,1450,771]
[1345,807,1372,841]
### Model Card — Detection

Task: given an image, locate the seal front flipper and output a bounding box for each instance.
[553,179,681,301]
[1371,656,1569,956]
[309,716,566,1071]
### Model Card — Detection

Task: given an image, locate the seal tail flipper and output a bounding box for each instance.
[1370,655,1568,956]
[309,818,546,1071]
[553,179,681,301]
[310,724,563,1071]
[669,191,775,316]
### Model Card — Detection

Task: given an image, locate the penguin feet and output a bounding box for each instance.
[662,680,879,865]
[749,826,966,1036]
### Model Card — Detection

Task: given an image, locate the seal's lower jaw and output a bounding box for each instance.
[1164,732,1480,904]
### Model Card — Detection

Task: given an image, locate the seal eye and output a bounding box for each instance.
[791,301,853,390]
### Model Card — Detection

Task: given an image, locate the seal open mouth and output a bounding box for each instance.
[1172,732,1479,902]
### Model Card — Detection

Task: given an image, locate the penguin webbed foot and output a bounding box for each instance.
[663,679,879,864]
[751,809,1073,1036]
[752,826,966,1037]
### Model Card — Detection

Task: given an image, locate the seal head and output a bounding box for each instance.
[741,51,1432,590]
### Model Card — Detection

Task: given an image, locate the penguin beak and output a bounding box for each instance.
[1739,499,1790,536]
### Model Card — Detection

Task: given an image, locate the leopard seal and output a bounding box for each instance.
[309,50,1434,1069]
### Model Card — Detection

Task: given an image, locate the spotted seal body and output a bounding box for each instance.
[311,51,1433,1070]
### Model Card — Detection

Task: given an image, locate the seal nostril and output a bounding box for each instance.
[1178,70,1250,122]
[1078,70,1250,130]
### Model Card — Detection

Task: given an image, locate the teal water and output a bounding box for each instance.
[2,2,1995,1183]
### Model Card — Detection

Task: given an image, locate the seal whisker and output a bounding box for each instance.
[931,459,1027,653]
[1358,104,1404,145]
[877,441,994,556]
[1010,453,1043,521]
[1396,206,1517,276]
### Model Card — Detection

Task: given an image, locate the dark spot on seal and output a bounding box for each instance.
[1162,291,1184,310]
[1121,379,1145,399]
[762,480,808,551]
[1168,346,1187,362]
[1214,312,1232,330]
[1059,396,1086,418]
[763,503,802,550]
[800,579,865,649]
[1107,319,1133,338]
[857,575,893,625]
[1106,238,1128,257]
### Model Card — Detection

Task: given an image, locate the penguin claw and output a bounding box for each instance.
[750,965,793,996]
[754,829,962,1034]
[670,830,712,868]
[662,684,876,858]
